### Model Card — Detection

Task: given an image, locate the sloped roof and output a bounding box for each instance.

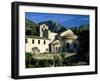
[60,29,77,39]
[51,40,61,44]
[26,35,50,40]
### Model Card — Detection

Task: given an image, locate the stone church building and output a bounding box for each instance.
[25,24,79,53]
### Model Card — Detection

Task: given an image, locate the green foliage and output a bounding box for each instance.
[68,24,89,64]
[53,55,62,67]
[70,24,89,54]
[78,29,89,64]
[25,53,32,68]
[46,48,49,52]
[32,47,40,54]
[79,24,89,31]
[25,19,39,36]
[61,53,66,59]
[41,60,49,67]
[77,24,89,64]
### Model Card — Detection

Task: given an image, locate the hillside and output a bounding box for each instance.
[25,19,89,36]
[25,19,39,36]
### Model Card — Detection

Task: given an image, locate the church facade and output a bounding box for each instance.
[25,24,79,53]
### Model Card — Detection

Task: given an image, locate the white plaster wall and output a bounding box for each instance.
[26,38,50,53]
[49,31,57,42]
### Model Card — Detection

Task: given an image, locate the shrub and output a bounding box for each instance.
[32,47,40,54]
[25,52,32,68]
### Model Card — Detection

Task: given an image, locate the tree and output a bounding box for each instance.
[69,24,89,64]
[25,53,32,68]
[53,55,62,67]
[32,47,40,54]
[46,48,49,52]
[78,25,89,64]
[25,19,39,36]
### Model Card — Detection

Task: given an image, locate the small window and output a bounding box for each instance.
[44,40,46,44]
[32,39,34,44]
[25,39,28,43]
[38,40,40,44]
[42,28,44,31]
[74,43,76,48]
[56,47,58,50]
[59,47,61,50]
[66,43,69,48]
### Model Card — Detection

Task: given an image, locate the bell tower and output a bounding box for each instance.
[39,24,49,38]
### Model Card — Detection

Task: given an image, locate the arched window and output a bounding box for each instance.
[32,39,34,44]
[42,28,44,31]
[38,40,40,44]
[43,29,48,38]
[44,40,46,44]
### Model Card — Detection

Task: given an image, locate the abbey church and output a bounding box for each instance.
[25,24,79,53]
